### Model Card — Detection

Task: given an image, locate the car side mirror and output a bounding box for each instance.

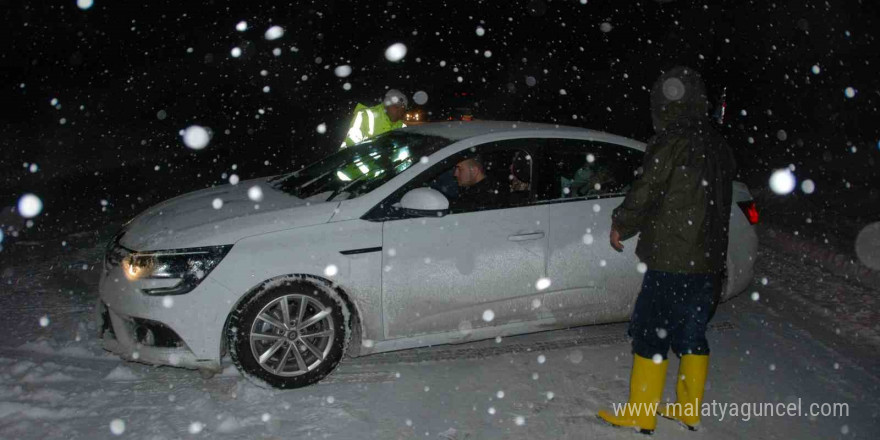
[398,187,450,217]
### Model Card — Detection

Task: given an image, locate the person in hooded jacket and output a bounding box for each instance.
[597,66,736,434]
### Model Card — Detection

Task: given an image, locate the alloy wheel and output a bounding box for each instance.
[248,294,335,377]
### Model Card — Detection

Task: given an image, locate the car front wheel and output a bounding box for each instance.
[227,279,349,389]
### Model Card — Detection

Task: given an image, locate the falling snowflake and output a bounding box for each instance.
[212,198,223,209]
[109,419,125,435]
[801,179,815,194]
[636,263,648,274]
[769,169,796,195]
[39,315,50,327]
[316,123,327,134]
[844,87,856,98]
[162,296,174,308]
[248,186,263,202]
[265,26,285,40]
[413,91,428,105]
[188,422,204,434]
[334,65,352,78]
[231,47,242,58]
[182,125,210,150]
[600,22,613,33]
[482,309,495,322]
[535,277,551,290]
[324,264,338,277]
[77,0,94,11]
[385,43,407,62]
[236,21,248,31]
[17,194,43,218]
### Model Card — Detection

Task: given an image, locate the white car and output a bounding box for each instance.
[99,121,758,388]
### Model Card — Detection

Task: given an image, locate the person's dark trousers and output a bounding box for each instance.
[628,270,719,360]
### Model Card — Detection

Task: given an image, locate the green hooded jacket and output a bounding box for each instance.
[612,67,736,274]
[341,103,406,148]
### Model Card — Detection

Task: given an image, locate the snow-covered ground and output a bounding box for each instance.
[0,228,878,439]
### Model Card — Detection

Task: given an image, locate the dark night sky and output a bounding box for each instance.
[1,0,878,218]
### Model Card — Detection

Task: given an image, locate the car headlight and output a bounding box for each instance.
[121,245,232,296]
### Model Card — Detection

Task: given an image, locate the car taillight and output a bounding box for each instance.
[737,201,759,225]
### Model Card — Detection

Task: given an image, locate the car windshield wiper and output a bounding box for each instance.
[327,172,370,202]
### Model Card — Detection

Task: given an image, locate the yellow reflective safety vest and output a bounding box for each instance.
[341,103,406,149]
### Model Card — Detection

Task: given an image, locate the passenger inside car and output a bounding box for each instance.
[508,151,531,204]
[561,154,615,197]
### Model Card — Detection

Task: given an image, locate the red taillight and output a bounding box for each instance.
[737,201,759,225]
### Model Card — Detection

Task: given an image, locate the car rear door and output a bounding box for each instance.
[537,138,646,323]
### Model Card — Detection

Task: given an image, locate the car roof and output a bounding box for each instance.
[400,120,646,151]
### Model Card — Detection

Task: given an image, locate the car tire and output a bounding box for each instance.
[227,278,350,389]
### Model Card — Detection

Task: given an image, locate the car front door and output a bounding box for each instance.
[368,139,550,340]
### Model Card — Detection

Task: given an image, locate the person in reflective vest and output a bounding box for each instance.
[340,89,408,149]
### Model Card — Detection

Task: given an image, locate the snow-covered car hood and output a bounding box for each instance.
[118,176,339,251]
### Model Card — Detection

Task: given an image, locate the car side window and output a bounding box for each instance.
[363,138,548,220]
[535,139,644,202]
[423,140,540,213]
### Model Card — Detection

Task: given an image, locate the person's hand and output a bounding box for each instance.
[610,226,624,252]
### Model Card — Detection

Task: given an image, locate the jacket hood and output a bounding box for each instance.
[650,66,709,133]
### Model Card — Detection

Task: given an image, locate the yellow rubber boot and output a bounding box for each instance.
[661,354,709,430]
[597,354,668,435]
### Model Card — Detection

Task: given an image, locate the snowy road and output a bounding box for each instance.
[1,231,877,439]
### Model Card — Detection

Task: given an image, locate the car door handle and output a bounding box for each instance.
[508,232,545,242]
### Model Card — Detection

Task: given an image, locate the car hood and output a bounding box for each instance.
[119,176,339,251]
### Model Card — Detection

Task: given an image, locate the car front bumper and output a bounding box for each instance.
[98,242,235,373]
[97,299,221,372]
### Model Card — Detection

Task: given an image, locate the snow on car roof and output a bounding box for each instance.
[400,120,646,151]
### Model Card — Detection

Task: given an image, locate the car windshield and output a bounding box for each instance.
[270,132,450,202]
